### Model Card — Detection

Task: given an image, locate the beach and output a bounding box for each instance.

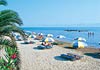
[22,27,100,48]
[17,39,100,70]
[1,0,100,70]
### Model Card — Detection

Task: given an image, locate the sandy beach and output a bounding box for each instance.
[17,40,100,70]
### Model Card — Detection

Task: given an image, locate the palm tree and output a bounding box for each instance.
[0,0,25,70]
[0,2,26,48]
[0,0,7,6]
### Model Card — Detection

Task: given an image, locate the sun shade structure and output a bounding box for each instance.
[42,37,55,42]
[38,33,44,36]
[15,35,23,41]
[32,32,36,34]
[25,31,32,35]
[29,35,36,38]
[47,34,53,37]
[57,35,66,38]
[72,41,88,49]
[74,37,86,42]
[4,36,11,40]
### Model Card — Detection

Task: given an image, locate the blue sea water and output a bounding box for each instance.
[22,27,100,48]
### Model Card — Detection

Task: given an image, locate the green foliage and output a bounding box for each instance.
[0,0,7,6]
[0,0,26,47]
[0,10,23,27]
[0,38,16,48]
[5,46,17,55]
[0,46,19,70]
[0,0,24,70]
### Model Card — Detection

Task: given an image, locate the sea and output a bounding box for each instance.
[22,27,100,48]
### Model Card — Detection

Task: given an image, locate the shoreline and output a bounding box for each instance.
[54,39,100,54]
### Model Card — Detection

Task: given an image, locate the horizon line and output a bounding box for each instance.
[21,26,100,27]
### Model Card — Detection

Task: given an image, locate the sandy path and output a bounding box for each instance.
[17,40,100,70]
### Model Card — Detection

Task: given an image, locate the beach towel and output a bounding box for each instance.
[61,53,83,61]
[38,45,46,49]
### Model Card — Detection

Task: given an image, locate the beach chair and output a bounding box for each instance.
[29,41,35,44]
[37,42,53,49]
[46,45,53,49]
[37,45,53,49]
[24,41,29,44]
[61,53,83,61]
[23,41,35,44]
[37,45,46,49]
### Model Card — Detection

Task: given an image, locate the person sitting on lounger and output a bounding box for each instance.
[42,42,49,46]
[42,42,53,49]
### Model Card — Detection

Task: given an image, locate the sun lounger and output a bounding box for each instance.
[61,53,83,61]
[24,41,29,44]
[24,41,35,44]
[37,45,46,49]
[37,45,53,49]
[46,45,53,49]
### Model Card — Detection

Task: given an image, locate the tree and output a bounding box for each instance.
[0,0,7,6]
[0,0,26,48]
[0,0,25,70]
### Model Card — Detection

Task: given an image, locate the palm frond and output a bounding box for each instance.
[0,10,23,26]
[0,38,16,49]
[0,0,7,6]
[0,25,26,40]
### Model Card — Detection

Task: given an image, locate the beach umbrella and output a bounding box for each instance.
[29,35,36,38]
[47,34,53,37]
[42,37,55,42]
[38,33,44,36]
[13,33,20,36]
[74,37,86,42]
[4,36,11,40]
[57,35,66,38]
[15,35,23,40]
[72,41,88,49]
[12,32,16,36]
[32,32,36,35]
[16,35,20,38]
[25,31,32,35]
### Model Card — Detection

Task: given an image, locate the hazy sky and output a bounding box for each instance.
[2,0,100,27]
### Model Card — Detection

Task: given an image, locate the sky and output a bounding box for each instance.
[1,0,100,27]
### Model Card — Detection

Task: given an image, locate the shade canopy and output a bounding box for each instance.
[57,35,66,38]
[25,31,32,35]
[29,35,36,38]
[47,34,53,37]
[13,33,20,36]
[42,37,55,42]
[15,35,23,40]
[38,33,44,36]
[72,41,88,49]
[74,37,86,42]
[32,32,36,35]
[4,36,11,40]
